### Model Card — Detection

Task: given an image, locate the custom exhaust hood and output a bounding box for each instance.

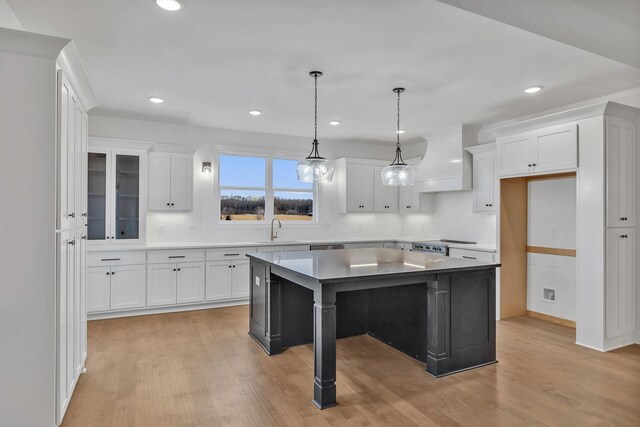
[414,123,479,193]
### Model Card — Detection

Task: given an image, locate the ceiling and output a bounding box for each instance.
[7,0,640,143]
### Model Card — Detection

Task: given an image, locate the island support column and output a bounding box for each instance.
[312,286,337,409]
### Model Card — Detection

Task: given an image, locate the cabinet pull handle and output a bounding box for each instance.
[68,212,75,218]
[81,235,87,240]
[168,255,186,259]
[462,256,477,260]
[82,213,87,217]
[68,240,75,246]
[224,253,240,256]
[101,258,120,261]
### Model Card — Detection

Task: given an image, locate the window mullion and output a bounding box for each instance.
[265,158,274,221]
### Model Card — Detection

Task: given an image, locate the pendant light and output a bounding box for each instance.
[296,71,334,183]
[381,88,415,186]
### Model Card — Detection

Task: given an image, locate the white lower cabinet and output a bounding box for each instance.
[449,248,495,263]
[147,261,205,306]
[87,264,146,312]
[231,260,250,298]
[87,266,111,312]
[147,263,178,306]
[605,229,636,340]
[110,265,146,310]
[206,259,249,301]
[176,262,205,304]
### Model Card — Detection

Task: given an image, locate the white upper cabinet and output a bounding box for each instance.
[467,144,496,213]
[606,117,636,228]
[345,164,374,212]
[373,166,398,212]
[398,186,420,213]
[148,152,193,211]
[87,142,147,245]
[497,123,577,177]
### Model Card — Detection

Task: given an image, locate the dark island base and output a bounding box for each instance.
[249,270,496,383]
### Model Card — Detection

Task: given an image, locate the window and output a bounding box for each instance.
[219,155,315,222]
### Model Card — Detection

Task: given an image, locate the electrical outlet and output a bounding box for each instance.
[551,229,558,239]
[158,224,165,235]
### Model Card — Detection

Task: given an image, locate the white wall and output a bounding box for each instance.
[0,29,68,427]
[526,177,577,321]
[89,115,405,243]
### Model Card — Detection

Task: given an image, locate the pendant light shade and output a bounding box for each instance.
[381,88,415,186]
[297,71,334,183]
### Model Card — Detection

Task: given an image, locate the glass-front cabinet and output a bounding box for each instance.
[87,146,145,244]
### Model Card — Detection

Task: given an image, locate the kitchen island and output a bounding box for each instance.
[247,248,499,409]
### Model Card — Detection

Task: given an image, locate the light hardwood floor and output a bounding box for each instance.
[63,306,640,427]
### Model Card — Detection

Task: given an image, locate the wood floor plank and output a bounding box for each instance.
[62,306,640,427]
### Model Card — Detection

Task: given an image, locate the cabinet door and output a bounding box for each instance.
[113,154,141,241]
[80,112,89,225]
[605,230,636,339]
[79,233,87,364]
[206,261,233,301]
[87,151,109,241]
[399,186,420,212]
[87,266,111,312]
[170,154,193,211]
[606,118,636,228]
[147,263,177,306]
[373,167,398,212]
[346,165,363,211]
[176,262,205,304]
[231,260,250,298]
[148,152,171,211]
[359,166,374,211]
[498,135,532,177]
[533,124,577,173]
[110,265,146,310]
[473,151,495,212]
[56,231,71,419]
[58,73,74,230]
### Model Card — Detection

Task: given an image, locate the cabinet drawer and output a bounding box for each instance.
[207,247,257,261]
[449,248,495,263]
[88,251,146,267]
[147,249,205,264]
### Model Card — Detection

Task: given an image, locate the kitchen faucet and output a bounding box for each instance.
[270,218,282,241]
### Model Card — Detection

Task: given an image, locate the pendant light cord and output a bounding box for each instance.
[314,72,318,142]
[397,89,401,148]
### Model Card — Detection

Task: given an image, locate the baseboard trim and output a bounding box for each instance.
[88,298,249,320]
[525,310,576,328]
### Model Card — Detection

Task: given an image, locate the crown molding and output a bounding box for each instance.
[0,27,69,59]
[57,41,98,111]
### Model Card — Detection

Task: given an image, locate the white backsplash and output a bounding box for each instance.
[402,191,497,245]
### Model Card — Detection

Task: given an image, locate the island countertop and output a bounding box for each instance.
[247,248,500,282]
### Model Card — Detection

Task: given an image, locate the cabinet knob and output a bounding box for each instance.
[528,164,532,167]
[167,203,170,206]
[171,203,175,206]
[106,272,110,275]
[228,265,232,268]
[532,163,537,167]
[232,265,236,268]
[178,268,181,271]
[173,268,176,271]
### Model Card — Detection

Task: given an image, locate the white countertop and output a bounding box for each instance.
[87,237,420,252]
[88,237,497,253]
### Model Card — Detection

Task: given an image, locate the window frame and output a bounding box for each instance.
[217,153,318,225]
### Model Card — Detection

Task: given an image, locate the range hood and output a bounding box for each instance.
[414,123,479,193]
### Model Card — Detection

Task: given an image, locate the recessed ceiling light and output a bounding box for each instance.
[396,129,406,134]
[156,0,183,11]
[249,110,262,116]
[329,120,341,126]
[525,86,543,94]
[148,97,164,104]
